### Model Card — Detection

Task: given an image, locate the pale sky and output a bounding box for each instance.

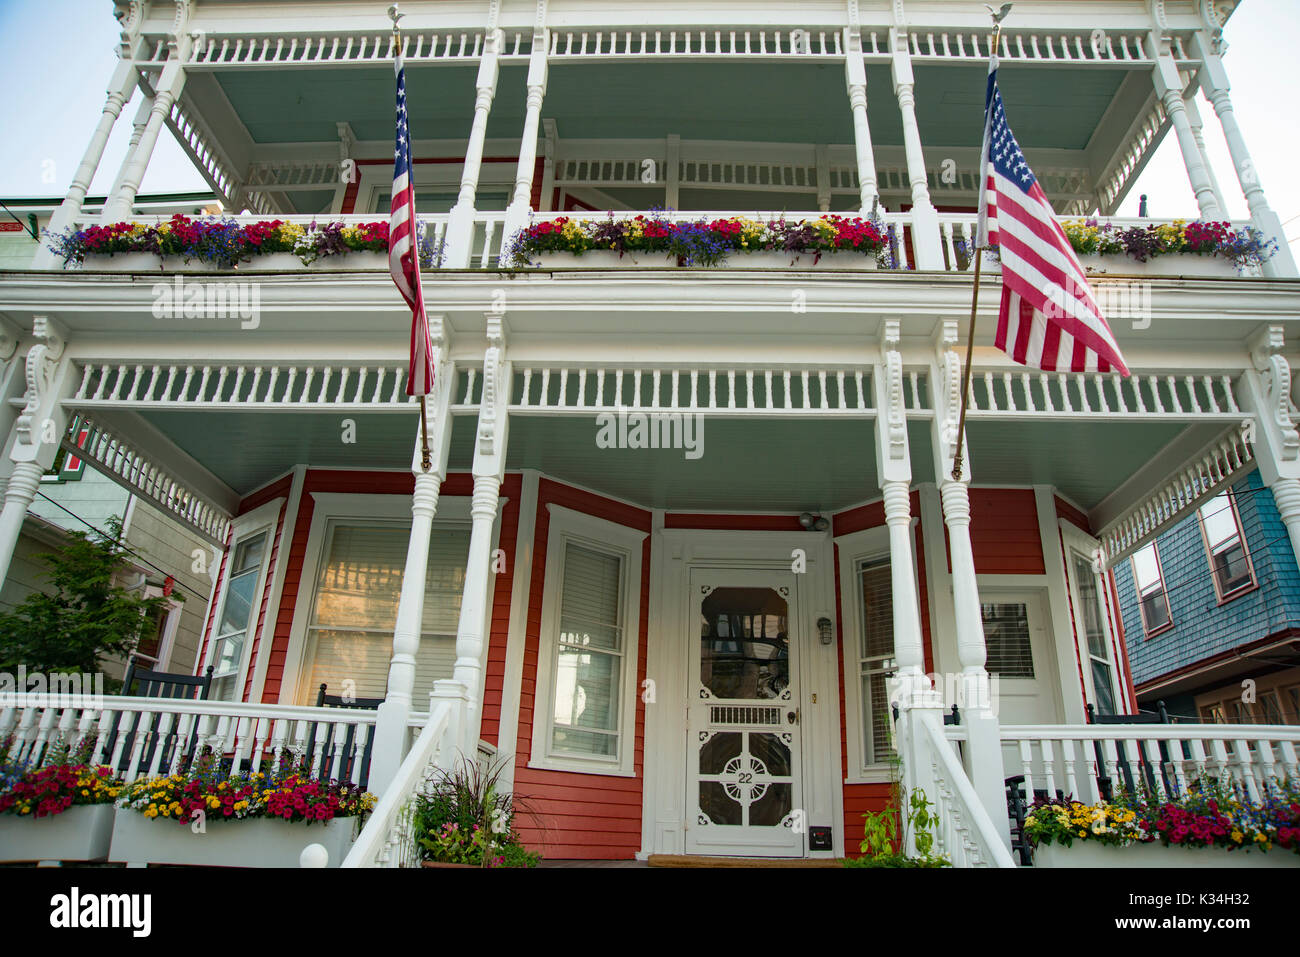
[1,0,1296,254]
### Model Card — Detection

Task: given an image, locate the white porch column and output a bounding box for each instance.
[1151,37,1223,221]
[1192,33,1298,277]
[843,28,878,211]
[369,319,456,793]
[0,319,71,588]
[889,28,942,269]
[927,320,1008,844]
[107,93,156,202]
[444,29,503,268]
[1243,326,1300,565]
[33,59,138,267]
[1183,93,1228,217]
[101,38,190,222]
[502,23,549,245]
[452,315,510,754]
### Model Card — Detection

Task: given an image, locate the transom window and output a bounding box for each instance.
[1198,491,1254,600]
[1131,543,1172,636]
[210,531,268,701]
[857,558,895,767]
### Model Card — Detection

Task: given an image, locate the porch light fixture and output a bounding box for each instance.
[816,617,834,645]
[799,512,829,532]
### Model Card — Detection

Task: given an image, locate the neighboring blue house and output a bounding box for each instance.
[1112,469,1300,725]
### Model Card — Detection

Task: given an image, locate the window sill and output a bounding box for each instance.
[1142,621,1175,640]
[844,767,898,786]
[527,756,637,779]
[1214,581,1258,606]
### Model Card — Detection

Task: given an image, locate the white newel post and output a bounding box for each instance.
[0,319,71,589]
[1243,326,1300,565]
[928,321,1009,845]
[33,59,138,267]
[889,28,942,269]
[501,21,549,245]
[452,315,510,756]
[875,323,941,843]
[843,27,878,212]
[1150,37,1223,222]
[369,320,456,793]
[101,29,190,223]
[1192,33,1298,277]
[444,28,503,268]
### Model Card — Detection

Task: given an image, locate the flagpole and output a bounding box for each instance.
[950,13,1005,483]
[390,4,433,473]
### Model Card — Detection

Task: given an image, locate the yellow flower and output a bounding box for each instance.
[1231,829,1243,843]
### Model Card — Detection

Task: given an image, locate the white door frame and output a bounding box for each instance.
[640,527,843,859]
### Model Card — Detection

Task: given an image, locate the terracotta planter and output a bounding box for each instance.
[0,805,116,863]
[109,810,358,868]
[1033,841,1300,868]
[1074,253,1246,278]
[729,250,879,270]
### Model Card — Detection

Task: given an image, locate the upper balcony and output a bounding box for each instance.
[25,0,1296,279]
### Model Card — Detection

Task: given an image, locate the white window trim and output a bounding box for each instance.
[1059,521,1126,716]
[1130,542,1174,637]
[203,498,283,701]
[835,524,905,785]
[529,503,646,778]
[281,491,476,706]
[137,587,183,672]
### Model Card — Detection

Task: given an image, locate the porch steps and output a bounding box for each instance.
[646,855,845,868]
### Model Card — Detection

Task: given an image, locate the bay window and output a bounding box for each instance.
[1198,491,1255,600]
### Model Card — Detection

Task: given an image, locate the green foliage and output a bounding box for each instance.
[845,750,951,868]
[0,517,168,681]
[412,752,541,867]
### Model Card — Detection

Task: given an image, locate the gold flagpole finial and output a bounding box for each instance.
[387,4,404,28]
[985,2,1012,45]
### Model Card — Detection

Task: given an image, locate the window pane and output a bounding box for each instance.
[699,587,789,700]
[1260,692,1285,725]
[1131,544,1162,593]
[217,566,259,637]
[1090,661,1116,716]
[1199,493,1239,550]
[1140,590,1170,631]
[1212,543,1251,593]
[552,648,620,754]
[1288,687,1300,723]
[560,544,622,648]
[859,560,893,660]
[231,532,266,576]
[861,672,894,765]
[1230,700,1253,724]
[981,603,1034,678]
[1071,554,1111,659]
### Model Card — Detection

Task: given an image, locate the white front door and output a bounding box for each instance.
[981,589,1064,725]
[685,568,804,857]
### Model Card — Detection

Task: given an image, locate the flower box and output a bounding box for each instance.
[109,810,358,868]
[0,805,116,863]
[1033,841,1300,868]
[729,251,879,270]
[535,250,677,268]
[1075,253,1245,279]
[293,251,390,271]
[77,252,166,272]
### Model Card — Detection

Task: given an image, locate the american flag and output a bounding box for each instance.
[391,45,436,396]
[976,52,1129,376]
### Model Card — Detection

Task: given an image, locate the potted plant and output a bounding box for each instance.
[0,737,122,864]
[413,754,540,868]
[109,752,375,868]
[1059,218,1276,277]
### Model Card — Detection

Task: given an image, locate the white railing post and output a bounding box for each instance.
[1191,32,1298,277]
[502,22,549,246]
[103,25,192,222]
[894,694,944,856]
[889,27,943,269]
[1241,326,1300,565]
[444,28,503,268]
[1150,33,1223,222]
[34,58,138,267]
[370,321,454,794]
[452,315,509,754]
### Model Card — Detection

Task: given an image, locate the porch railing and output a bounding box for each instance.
[342,687,463,868]
[0,693,378,787]
[923,719,1017,868]
[999,723,1300,806]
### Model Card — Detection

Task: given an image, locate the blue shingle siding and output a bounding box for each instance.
[1115,469,1300,688]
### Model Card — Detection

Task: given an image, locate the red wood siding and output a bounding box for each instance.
[513,478,652,859]
[946,488,1046,575]
[1056,495,1092,534]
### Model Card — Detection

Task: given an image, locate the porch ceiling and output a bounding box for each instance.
[211,60,1124,152]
